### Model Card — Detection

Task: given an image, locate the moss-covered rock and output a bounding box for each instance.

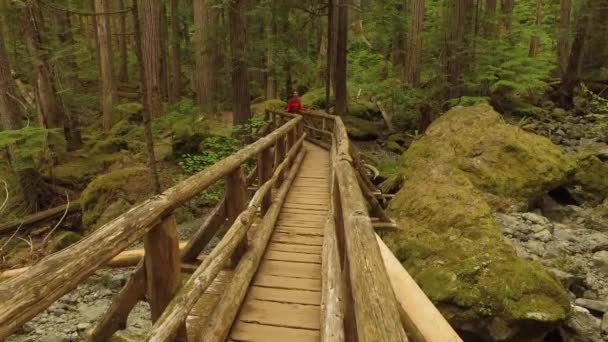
[48,231,83,253]
[386,141,405,154]
[301,88,331,109]
[568,154,608,206]
[91,138,129,154]
[114,102,143,123]
[81,167,152,230]
[342,116,383,141]
[385,104,572,340]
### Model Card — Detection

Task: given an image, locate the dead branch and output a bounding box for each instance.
[41,192,70,246]
[0,180,8,216]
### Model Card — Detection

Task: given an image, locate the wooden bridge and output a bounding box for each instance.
[0,111,462,341]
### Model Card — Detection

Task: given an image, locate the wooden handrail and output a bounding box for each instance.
[0,115,302,339]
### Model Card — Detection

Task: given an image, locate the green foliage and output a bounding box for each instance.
[0,127,65,170]
[178,135,241,175]
[154,98,209,138]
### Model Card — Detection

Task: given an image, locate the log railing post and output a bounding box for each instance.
[226,166,246,268]
[143,214,187,339]
[274,136,286,185]
[257,146,273,215]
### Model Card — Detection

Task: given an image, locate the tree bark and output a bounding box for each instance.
[528,0,542,57]
[94,0,114,133]
[445,0,469,97]
[483,0,497,35]
[56,11,83,150]
[193,0,217,111]
[229,0,251,126]
[0,37,22,130]
[118,0,129,83]
[334,0,348,114]
[404,0,425,87]
[560,0,590,105]
[169,0,181,103]
[159,2,170,100]
[21,1,65,129]
[558,0,571,77]
[264,4,277,100]
[501,0,514,32]
[139,0,163,193]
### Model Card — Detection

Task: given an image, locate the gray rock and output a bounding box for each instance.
[602,312,608,337]
[545,240,568,258]
[548,267,576,288]
[76,322,90,331]
[524,239,546,257]
[575,298,608,314]
[533,229,553,242]
[592,251,608,274]
[77,303,107,322]
[109,274,127,289]
[565,305,603,342]
[38,334,67,342]
[521,212,549,225]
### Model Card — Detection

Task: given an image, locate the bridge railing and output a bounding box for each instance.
[0,114,307,340]
[280,110,462,342]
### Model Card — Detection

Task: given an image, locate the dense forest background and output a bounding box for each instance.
[0,0,607,257]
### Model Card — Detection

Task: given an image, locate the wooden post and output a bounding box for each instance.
[143,215,186,339]
[257,147,273,214]
[274,136,286,185]
[226,166,246,268]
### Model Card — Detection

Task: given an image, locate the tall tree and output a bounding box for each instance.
[193,0,217,110]
[264,3,277,100]
[0,37,22,130]
[404,0,425,87]
[445,0,470,97]
[560,0,591,105]
[501,0,514,32]
[333,0,348,114]
[528,0,542,57]
[169,0,181,102]
[557,0,571,77]
[140,0,163,193]
[484,0,497,35]
[56,11,83,150]
[94,0,115,133]
[118,0,129,83]
[229,0,251,126]
[159,2,170,100]
[21,0,64,129]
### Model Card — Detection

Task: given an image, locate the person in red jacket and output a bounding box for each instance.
[285,90,304,113]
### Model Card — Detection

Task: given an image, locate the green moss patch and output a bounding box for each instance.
[385,104,571,338]
[342,116,383,141]
[569,154,608,206]
[48,231,83,253]
[80,167,152,230]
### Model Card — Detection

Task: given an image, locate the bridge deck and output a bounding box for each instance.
[230,143,329,341]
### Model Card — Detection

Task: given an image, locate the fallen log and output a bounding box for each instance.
[0,201,82,235]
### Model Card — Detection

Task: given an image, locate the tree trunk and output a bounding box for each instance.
[404,0,425,87]
[21,1,64,129]
[169,0,181,103]
[501,0,514,32]
[0,37,22,130]
[118,0,129,83]
[558,0,571,77]
[94,0,114,133]
[484,0,497,35]
[229,0,251,126]
[193,0,217,111]
[139,0,162,193]
[528,0,542,57]
[445,0,469,97]
[334,0,348,114]
[264,5,277,100]
[560,0,590,105]
[56,11,83,150]
[160,2,170,101]
[325,0,333,111]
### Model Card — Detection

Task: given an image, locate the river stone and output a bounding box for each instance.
[565,305,603,342]
[385,104,572,340]
[592,251,608,274]
[602,312,608,337]
[575,298,608,314]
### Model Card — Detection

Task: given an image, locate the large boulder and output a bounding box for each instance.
[568,154,608,206]
[384,104,573,340]
[81,167,153,230]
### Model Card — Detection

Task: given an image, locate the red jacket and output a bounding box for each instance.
[286,96,304,113]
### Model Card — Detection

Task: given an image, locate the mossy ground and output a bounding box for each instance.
[385,104,572,337]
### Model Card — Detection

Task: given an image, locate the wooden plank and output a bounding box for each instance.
[253,274,321,291]
[281,208,328,216]
[282,203,329,210]
[264,250,322,264]
[258,146,273,214]
[248,286,321,305]
[258,260,321,279]
[272,233,324,246]
[266,243,322,255]
[237,300,321,330]
[275,227,324,236]
[231,321,320,342]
